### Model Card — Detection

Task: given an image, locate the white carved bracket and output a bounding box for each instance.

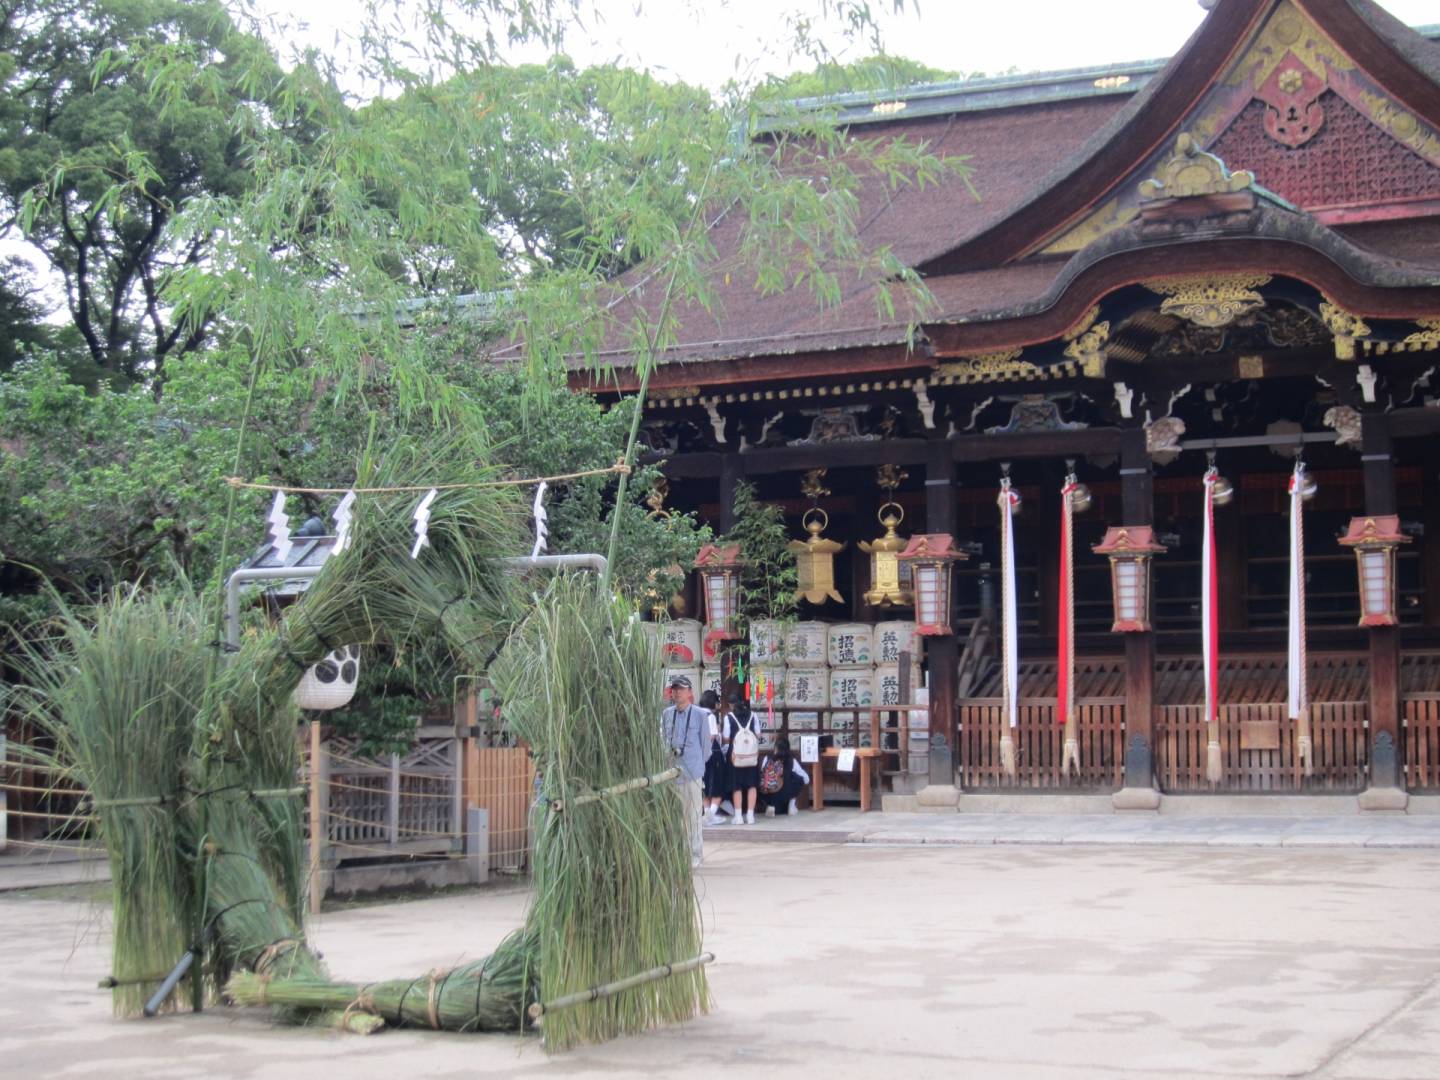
[913,379,936,430]
[1113,381,1134,419]
[1357,364,1378,404]
[705,402,727,444]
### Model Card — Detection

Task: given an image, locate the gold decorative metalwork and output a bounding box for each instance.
[1223,1,1353,93]
[1138,133,1254,201]
[859,502,912,607]
[1062,314,1109,378]
[645,477,671,518]
[788,507,845,606]
[876,464,908,492]
[1366,318,1440,356]
[935,348,1046,383]
[800,468,831,500]
[1319,301,1372,361]
[1238,355,1266,379]
[1143,274,1272,329]
[1041,198,1140,256]
[648,385,702,401]
[1357,90,1440,164]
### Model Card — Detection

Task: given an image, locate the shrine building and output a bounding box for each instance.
[579,0,1440,808]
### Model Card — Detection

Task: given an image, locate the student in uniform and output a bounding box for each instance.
[758,735,810,816]
[727,698,764,825]
[699,690,732,825]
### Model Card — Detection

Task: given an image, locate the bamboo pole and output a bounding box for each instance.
[549,768,681,813]
[308,720,324,916]
[527,953,714,1020]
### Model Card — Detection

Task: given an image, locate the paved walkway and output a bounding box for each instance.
[0,847,109,892]
[704,806,1440,848]
[5,842,1440,1079]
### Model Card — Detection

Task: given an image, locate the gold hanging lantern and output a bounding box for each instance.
[860,502,912,607]
[789,508,845,605]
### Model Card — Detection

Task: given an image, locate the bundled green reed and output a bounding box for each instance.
[226,928,538,1032]
[10,588,212,1014]
[490,576,710,1050]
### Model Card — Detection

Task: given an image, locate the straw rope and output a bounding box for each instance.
[224,459,629,496]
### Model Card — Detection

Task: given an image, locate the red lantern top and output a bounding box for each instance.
[897,533,964,563]
[1337,516,1409,551]
[694,543,743,569]
[1091,526,1167,557]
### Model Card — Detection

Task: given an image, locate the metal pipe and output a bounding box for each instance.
[1177,432,1337,451]
[503,553,607,575]
[226,554,605,651]
[225,566,323,651]
[143,948,197,1017]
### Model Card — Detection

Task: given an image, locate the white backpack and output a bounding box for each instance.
[731,715,760,768]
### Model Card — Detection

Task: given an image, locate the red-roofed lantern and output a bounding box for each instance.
[897,534,967,636]
[1339,516,1410,627]
[1092,526,1167,633]
[695,543,743,639]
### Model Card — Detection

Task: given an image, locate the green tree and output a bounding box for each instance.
[0,0,287,386]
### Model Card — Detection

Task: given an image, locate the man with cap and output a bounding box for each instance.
[662,674,709,868]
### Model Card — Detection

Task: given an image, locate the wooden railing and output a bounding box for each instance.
[321,725,464,858]
[1154,703,1369,792]
[1403,697,1440,791]
[958,700,1126,790]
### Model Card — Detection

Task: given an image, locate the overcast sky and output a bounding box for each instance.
[265,0,1440,91]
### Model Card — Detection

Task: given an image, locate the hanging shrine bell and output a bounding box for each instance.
[1092,526,1166,633]
[788,507,845,605]
[897,534,966,635]
[860,502,913,607]
[1338,515,1410,627]
[694,543,743,637]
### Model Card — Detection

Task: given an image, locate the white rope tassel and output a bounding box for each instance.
[1060,478,1080,778]
[531,480,549,559]
[1289,462,1313,778]
[1202,468,1223,786]
[999,480,1019,781]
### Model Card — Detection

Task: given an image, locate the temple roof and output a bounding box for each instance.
[521,0,1440,392]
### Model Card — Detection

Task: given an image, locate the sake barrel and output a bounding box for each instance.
[700,629,727,666]
[786,710,820,732]
[907,752,930,775]
[874,620,918,665]
[827,622,873,667]
[785,622,829,665]
[829,668,874,709]
[754,665,787,708]
[699,667,724,700]
[663,666,701,701]
[641,622,663,661]
[749,620,787,665]
[785,665,830,709]
[660,619,703,664]
[874,662,923,707]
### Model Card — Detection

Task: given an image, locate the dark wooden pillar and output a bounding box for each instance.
[1215,478,1248,631]
[1363,410,1403,791]
[1119,427,1157,796]
[718,453,743,534]
[924,439,959,789]
[1422,438,1440,626]
[1037,462,1062,638]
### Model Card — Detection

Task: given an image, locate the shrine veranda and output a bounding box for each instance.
[564,2,1440,804]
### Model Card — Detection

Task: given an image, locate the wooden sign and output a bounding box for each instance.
[1239,719,1281,751]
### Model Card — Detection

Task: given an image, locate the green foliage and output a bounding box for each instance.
[723,481,798,633]
[0,0,288,384]
[757,54,964,101]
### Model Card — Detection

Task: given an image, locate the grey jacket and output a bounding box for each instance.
[662,704,710,783]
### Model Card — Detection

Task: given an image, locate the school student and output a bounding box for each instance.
[699,690,732,825]
[758,735,810,816]
[727,698,764,825]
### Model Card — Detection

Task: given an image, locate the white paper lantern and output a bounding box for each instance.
[293,646,361,711]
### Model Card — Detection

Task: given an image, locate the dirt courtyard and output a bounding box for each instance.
[3,842,1439,1079]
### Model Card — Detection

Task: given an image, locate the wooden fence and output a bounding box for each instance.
[1404,697,1440,791]
[464,746,535,873]
[958,701,1126,790]
[1154,702,1369,792]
